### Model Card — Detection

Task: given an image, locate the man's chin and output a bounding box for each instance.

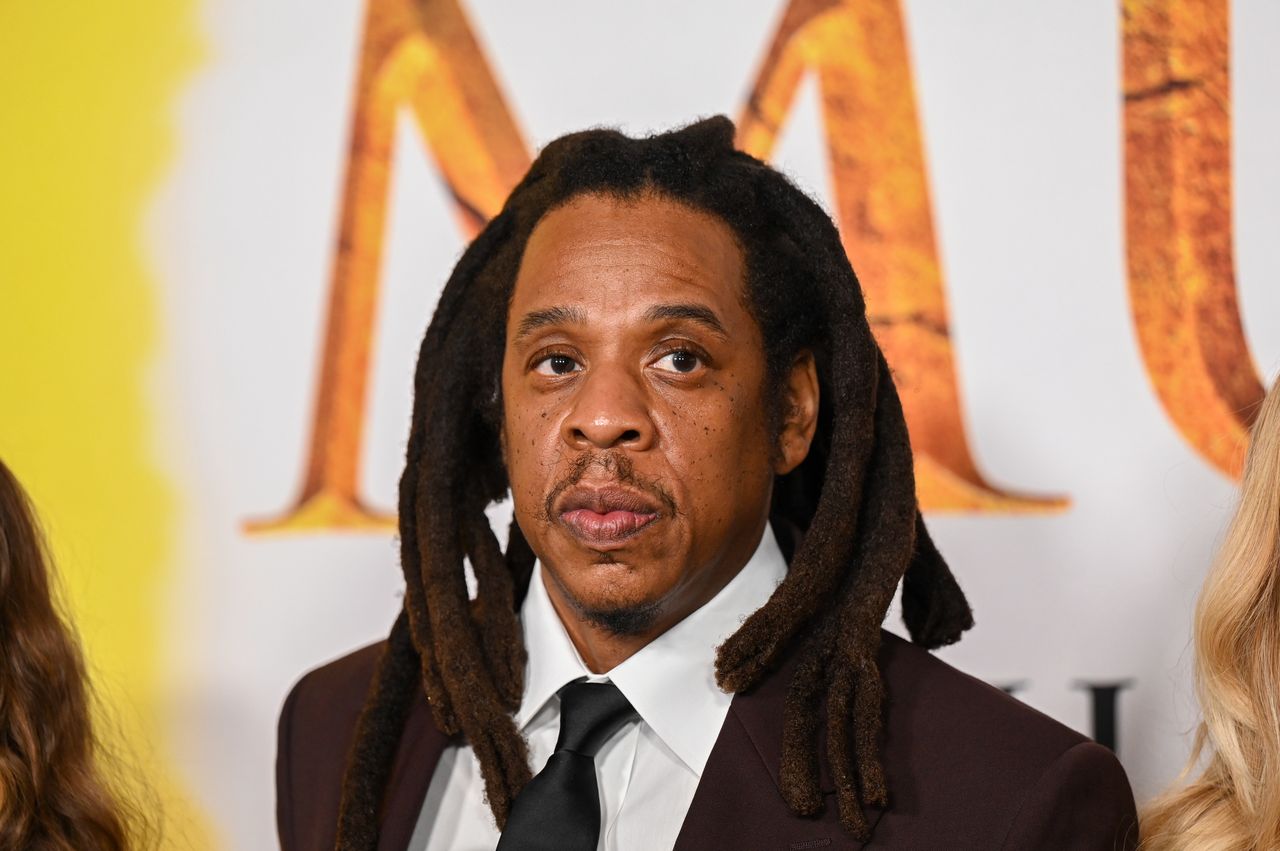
[547,563,668,637]
[578,598,664,637]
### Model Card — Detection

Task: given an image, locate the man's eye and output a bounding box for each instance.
[534,354,581,376]
[653,350,702,374]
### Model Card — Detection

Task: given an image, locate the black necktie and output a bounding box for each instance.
[496,680,639,851]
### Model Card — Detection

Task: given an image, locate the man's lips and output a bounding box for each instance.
[555,485,662,546]
[561,508,658,541]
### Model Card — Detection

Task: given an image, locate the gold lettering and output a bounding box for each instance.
[252,0,1076,533]
[246,0,528,533]
[740,0,1066,511]
[1123,0,1267,478]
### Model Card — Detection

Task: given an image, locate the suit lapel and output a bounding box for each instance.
[377,690,452,851]
[673,652,883,851]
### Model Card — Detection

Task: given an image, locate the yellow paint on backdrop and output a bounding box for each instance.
[0,2,215,849]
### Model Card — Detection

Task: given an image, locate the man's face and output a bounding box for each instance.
[501,193,783,638]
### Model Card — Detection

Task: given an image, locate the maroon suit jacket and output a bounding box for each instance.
[277,630,1137,850]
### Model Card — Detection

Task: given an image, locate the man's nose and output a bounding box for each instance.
[561,367,654,452]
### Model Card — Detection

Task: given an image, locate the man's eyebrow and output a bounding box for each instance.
[513,305,587,343]
[642,303,728,338]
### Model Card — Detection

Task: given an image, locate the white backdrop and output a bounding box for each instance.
[148,1,1280,847]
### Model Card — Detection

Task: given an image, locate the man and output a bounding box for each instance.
[276,118,1138,850]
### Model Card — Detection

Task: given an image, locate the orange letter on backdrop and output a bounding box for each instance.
[251,0,1069,533]
[1123,0,1268,478]
[739,0,1064,511]
[248,0,528,532]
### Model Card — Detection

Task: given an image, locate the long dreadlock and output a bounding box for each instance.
[334,116,974,847]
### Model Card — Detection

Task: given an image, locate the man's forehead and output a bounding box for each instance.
[511,193,745,310]
[512,302,730,345]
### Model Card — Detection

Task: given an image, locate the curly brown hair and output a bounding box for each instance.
[0,458,143,850]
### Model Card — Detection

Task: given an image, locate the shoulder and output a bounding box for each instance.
[276,641,386,851]
[279,640,386,766]
[284,640,386,726]
[874,632,1137,849]
[878,630,1084,757]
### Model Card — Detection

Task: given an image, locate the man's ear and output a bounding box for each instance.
[775,350,820,475]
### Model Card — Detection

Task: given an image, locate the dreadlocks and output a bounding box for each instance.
[334,116,974,847]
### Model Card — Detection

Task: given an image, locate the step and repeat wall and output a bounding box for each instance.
[2,0,1278,847]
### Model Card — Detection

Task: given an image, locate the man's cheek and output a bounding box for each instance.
[503,413,539,466]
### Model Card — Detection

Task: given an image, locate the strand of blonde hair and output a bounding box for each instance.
[1141,379,1280,850]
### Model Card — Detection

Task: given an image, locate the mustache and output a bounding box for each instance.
[541,452,679,523]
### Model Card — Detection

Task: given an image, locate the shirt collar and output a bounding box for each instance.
[514,525,788,776]
[514,561,595,730]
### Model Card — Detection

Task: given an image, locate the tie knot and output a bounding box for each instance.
[553,680,638,757]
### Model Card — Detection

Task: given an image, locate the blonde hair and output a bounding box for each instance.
[1141,379,1280,850]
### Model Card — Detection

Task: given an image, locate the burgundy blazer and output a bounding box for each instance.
[277,631,1138,850]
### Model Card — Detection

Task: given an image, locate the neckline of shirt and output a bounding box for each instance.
[515,524,788,776]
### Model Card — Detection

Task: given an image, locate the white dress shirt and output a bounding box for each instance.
[410,526,787,851]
